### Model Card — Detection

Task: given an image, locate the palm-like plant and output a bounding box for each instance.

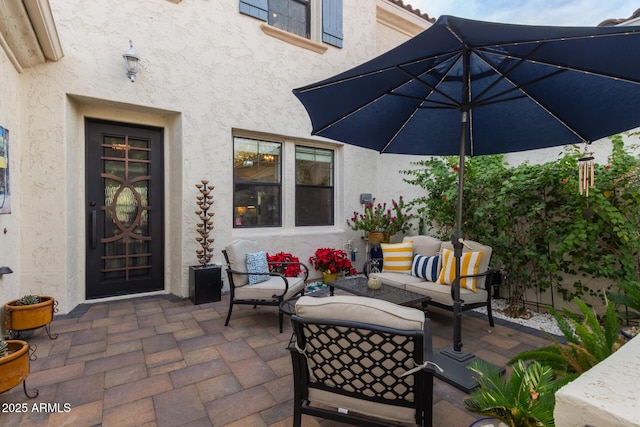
[508,298,621,376]
[607,280,640,321]
[464,360,572,427]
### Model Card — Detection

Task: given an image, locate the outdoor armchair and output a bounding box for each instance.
[289,295,436,427]
[222,239,308,332]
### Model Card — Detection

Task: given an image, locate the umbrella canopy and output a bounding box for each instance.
[293,15,640,392]
[294,15,640,156]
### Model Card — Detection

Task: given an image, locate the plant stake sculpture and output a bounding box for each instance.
[195,180,214,265]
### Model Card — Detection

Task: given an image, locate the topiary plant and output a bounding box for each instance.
[15,295,41,306]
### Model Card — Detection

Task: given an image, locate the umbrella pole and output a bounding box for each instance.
[433,105,505,393]
[453,109,467,353]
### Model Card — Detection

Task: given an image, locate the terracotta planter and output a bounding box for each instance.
[0,340,37,397]
[3,296,57,339]
[322,272,339,284]
[368,232,390,245]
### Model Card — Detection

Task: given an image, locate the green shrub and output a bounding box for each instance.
[402,135,640,312]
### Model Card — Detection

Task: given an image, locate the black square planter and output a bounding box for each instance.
[189,264,222,305]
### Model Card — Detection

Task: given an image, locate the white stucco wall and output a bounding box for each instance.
[2,0,431,314]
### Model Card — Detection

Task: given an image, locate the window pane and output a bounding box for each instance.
[296,186,334,226]
[234,138,281,184]
[268,0,309,39]
[296,146,334,226]
[234,184,281,227]
[296,146,333,185]
[234,137,282,227]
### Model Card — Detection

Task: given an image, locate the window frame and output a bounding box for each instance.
[239,0,342,51]
[295,145,335,227]
[232,129,340,230]
[232,136,283,228]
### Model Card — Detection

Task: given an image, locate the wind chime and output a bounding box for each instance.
[578,150,595,197]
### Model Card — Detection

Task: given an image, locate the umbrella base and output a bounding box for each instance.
[433,346,505,394]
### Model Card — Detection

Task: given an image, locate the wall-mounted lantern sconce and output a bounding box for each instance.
[0,266,13,275]
[122,40,140,82]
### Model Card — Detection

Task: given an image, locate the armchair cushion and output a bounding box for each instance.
[295,295,424,330]
[438,249,483,291]
[246,251,269,285]
[234,276,306,300]
[225,239,260,287]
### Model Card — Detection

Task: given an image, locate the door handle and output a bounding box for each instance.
[90,210,97,249]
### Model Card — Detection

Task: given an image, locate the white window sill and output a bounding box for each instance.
[260,23,328,54]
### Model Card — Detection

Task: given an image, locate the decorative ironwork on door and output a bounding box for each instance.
[101,136,151,280]
[86,120,163,299]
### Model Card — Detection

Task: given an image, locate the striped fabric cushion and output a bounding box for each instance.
[380,242,413,273]
[437,248,483,291]
[411,254,440,282]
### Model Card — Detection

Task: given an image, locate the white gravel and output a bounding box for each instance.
[474,299,564,337]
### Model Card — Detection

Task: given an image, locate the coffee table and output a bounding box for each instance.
[329,276,431,313]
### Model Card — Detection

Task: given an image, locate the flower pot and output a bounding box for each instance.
[3,296,57,339]
[469,418,509,427]
[322,272,339,284]
[368,232,390,245]
[0,340,38,397]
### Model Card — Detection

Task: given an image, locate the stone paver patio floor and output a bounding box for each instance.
[0,293,552,427]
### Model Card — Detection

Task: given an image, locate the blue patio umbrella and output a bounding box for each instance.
[293,15,640,392]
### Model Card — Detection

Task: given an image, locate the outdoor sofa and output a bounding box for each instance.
[365,235,496,326]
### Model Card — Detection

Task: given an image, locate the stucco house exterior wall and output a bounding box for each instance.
[0,0,432,317]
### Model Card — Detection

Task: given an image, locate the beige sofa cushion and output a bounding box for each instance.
[403,235,442,256]
[406,280,488,306]
[295,295,424,330]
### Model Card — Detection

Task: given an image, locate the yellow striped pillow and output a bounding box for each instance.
[380,242,413,273]
[437,248,483,291]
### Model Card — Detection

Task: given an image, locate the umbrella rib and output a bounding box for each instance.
[477,46,640,87]
[472,29,640,52]
[394,56,463,109]
[295,52,461,93]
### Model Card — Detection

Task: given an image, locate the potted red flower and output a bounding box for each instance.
[309,248,357,283]
[267,252,302,277]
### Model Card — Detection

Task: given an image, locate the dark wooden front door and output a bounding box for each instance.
[85,120,164,299]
